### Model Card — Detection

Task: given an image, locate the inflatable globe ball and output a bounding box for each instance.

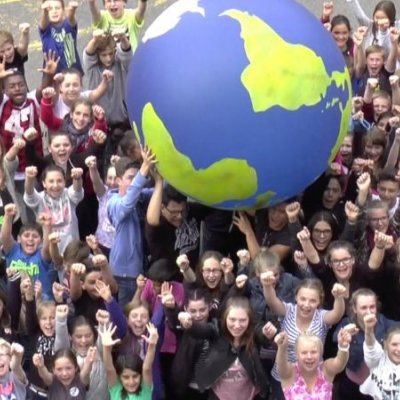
[126,0,352,210]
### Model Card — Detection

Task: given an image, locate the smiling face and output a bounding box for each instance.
[59,72,82,105]
[367,206,389,233]
[49,135,73,165]
[201,257,222,289]
[128,306,149,337]
[70,103,92,131]
[19,229,41,255]
[329,247,354,282]
[46,0,64,24]
[311,221,333,252]
[386,332,400,364]
[53,356,77,387]
[225,306,250,340]
[39,306,56,337]
[339,136,353,162]
[0,344,10,378]
[104,0,125,19]
[106,166,117,189]
[185,299,210,323]
[377,180,399,208]
[71,325,95,356]
[296,336,322,373]
[42,170,66,199]
[0,41,15,64]
[353,294,377,328]
[120,368,141,394]
[4,74,27,105]
[295,288,320,321]
[331,23,350,50]
[322,178,342,210]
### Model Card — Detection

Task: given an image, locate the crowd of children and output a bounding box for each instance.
[2,0,400,399]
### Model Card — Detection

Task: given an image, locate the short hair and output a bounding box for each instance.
[19,222,43,238]
[49,132,73,146]
[4,71,26,86]
[63,240,91,265]
[162,184,187,206]
[372,90,392,104]
[61,67,83,85]
[366,199,389,215]
[377,168,399,184]
[252,249,280,275]
[325,240,355,264]
[365,44,385,58]
[42,0,64,5]
[114,156,140,178]
[96,33,116,53]
[41,164,66,182]
[70,98,93,117]
[0,31,14,48]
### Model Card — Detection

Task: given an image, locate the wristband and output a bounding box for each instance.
[338,344,350,352]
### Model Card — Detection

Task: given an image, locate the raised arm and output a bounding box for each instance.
[70,263,85,301]
[353,27,368,79]
[274,332,294,383]
[88,70,114,103]
[135,0,148,24]
[176,254,196,283]
[39,1,51,31]
[146,169,163,226]
[38,212,53,262]
[363,313,384,370]
[141,323,159,387]
[1,204,17,254]
[85,156,106,197]
[32,353,53,386]
[54,305,70,351]
[66,1,78,26]
[385,28,399,73]
[10,343,27,384]
[80,346,96,386]
[261,271,286,318]
[368,231,394,270]
[99,323,121,388]
[88,0,101,24]
[346,0,372,26]
[297,227,321,264]
[324,283,346,326]
[233,211,260,259]
[24,166,38,196]
[17,23,30,58]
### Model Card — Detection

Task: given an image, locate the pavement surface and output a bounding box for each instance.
[1,0,378,88]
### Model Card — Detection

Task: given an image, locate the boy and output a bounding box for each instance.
[372,168,400,218]
[1,203,55,299]
[39,0,83,74]
[0,23,30,76]
[107,149,155,307]
[88,0,147,52]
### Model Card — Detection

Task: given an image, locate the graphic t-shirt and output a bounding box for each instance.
[48,375,86,400]
[0,371,26,400]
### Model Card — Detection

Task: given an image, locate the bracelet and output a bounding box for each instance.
[338,344,350,352]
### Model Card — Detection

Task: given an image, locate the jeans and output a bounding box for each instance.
[115,276,137,309]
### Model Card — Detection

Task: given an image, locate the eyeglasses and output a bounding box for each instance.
[368,216,388,224]
[202,268,222,276]
[164,207,187,217]
[313,229,332,237]
[330,257,353,267]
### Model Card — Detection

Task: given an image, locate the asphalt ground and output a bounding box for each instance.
[0,0,378,88]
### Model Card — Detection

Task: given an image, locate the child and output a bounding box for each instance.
[274,328,355,400]
[99,322,158,400]
[0,23,30,76]
[88,0,148,52]
[41,87,108,152]
[1,203,55,299]
[86,155,117,258]
[83,29,132,154]
[107,150,155,308]
[371,168,400,218]
[360,314,400,399]
[33,347,96,399]
[0,339,27,399]
[39,0,83,74]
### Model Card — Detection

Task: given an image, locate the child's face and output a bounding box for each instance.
[201,257,222,289]
[364,142,384,162]
[106,166,117,189]
[71,325,95,356]
[120,368,141,394]
[98,46,116,68]
[4,74,27,105]
[311,221,333,252]
[386,333,400,364]
[0,42,15,64]
[60,73,82,104]
[117,167,138,196]
[339,136,353,159]
[71,104,91,131]
[367,207,390,233]
[296,337,321,372]
[104,0,125,19]
[377,180,399,207]
[0,347,11,378]
[46,0,64,24]
[366,52,385,77]
[373,10,390,31]
[39,307,56,337]
[128,306,149,336]
[226,306,249,340]
[322,178,342,210]
[185,299,209,323]
[377,117,390,134]
[19,229,42,255]
[268,203,288,231]
[295,288,320,320]
[373,98,391,118]
[53,356,77,387]
[42,171,66,199]
[353,294,377,327]
[49,135,73,165]
[128,141,142,162]
[329,248,354,282]
[331,23,350,50]
[82,271,102,298]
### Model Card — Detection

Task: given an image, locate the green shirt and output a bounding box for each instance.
[109,381,152,400]
[93,9,143,52]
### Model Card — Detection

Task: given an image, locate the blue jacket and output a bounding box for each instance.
[333,314,397,372]
[107,172,152,278]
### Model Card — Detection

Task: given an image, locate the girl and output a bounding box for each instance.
[274,327,355,400]
[334,288,396,400]
[41,87,108,152]
[195,296,269,399]
[100,322,159,400]
[177,251,234,315]
[262,277,346,399]
[54,304,109,400]
[23,164,83,254]
[33,347,96,400]
[361,315,400,399]
[164,288,217,400]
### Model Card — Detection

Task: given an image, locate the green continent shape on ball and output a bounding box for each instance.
[139,103,258,204]
[221,9,351,116]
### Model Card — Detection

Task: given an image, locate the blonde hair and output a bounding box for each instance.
[0,338,11,355]
[295,332,323,354]
[253,249,280,275]
[37,301,56,319]
[0,31,14,48]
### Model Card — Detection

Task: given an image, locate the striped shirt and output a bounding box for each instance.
[272,302,329,381]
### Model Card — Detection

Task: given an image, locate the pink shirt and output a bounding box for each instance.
[140,280,185,353]
[212,358,257,400]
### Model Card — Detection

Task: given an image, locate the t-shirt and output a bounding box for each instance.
[4,49,28,76]
[39,20,83,74]
[48,375,86,400]
[73,291,106,326]
[93,10,143,52]
[0,371,26,400]
[109,381,152,400]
